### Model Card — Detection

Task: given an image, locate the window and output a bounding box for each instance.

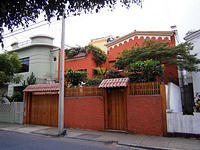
[53,57,57,61]
[19,57,29,73]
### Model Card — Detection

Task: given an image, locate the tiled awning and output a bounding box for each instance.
[99,78,129,88]
[23,83,59,92]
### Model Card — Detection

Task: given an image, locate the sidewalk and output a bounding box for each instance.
[0,123,200,150]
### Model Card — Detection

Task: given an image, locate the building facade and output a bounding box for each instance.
[184,29,200,96]
[8,35,59,96]
[89,36,113,54]
[65,51,98,79]
[105,30,179,84]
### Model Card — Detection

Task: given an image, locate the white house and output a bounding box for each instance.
[7,35,60,97]
[184,29,200,97]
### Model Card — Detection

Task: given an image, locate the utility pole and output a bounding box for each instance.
[58,13,65,135]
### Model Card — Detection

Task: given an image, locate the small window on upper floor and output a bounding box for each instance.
[54,57,57,61]
[19,57,30,73]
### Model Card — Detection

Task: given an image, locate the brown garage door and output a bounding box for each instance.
[30,94,58,126]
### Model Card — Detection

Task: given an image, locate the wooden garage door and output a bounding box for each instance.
[30,95,58,126]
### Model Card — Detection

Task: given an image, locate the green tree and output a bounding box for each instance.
[22,72,37,88]
[114,40,200,72]
[0,0,142,46]
[5,91,23,103]
[85,78,103,86]
[128,59,164,83]
[92,67,107,78]
[0,52,21,86]
[65,68,87,86]
[105,69,124,79]
[5,72,37,103]
[86,44,107,66]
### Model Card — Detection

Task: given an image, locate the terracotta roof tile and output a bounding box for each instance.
[23,83,59,92]
[99,78,129,88]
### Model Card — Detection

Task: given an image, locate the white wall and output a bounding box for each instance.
[7,36,59,96]
[167,82,182,112]
[167,112,200,134]
[0,102,24,124]
[191,35,200,96]
[185,31,200,96]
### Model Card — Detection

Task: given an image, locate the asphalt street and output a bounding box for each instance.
[0,130,145,150]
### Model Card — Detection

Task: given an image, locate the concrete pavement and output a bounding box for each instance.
[0,123,200,150]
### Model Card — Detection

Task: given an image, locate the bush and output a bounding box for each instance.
[105,69,124,79]
[6,91,23,102]
[85,78,103,86]
[65,69,87,86]
[128,59,163,83]
[92,67,106,79]
[65,44,107,66]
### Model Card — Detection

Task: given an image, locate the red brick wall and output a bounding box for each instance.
[127,95,163,136]
[64,96,104,130]
[65,52,97,79]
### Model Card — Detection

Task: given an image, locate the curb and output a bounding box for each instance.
[118,143,181,150]
[0,127,182,150]
[63,135,181,150]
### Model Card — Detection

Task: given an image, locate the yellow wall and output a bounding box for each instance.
[89,37,109,54]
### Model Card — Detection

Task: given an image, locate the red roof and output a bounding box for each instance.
[99,78,129,88]
[23,83,59,92]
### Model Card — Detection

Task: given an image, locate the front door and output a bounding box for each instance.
[105,88,127,130]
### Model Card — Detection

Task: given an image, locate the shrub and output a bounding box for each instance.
[65,69,87,86]
[128,59,163,83]
[92,67,106,79]
[105,69,124,79]
[85,78,103,86]
[65,44,107,66]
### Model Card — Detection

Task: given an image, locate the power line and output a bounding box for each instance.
[2,20,47,37]
[3,22,50,39]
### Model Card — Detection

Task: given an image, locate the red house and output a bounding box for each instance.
[65,51,97,79]
[62,30,179,84]
[105,30,179,84]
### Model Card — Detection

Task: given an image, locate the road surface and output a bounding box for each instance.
[0,130,145,150]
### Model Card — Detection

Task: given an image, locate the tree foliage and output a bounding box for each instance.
[85,78,103,86]
[128,59,164,83]
[65,44,107,66]
[0,0,142,46]
[0,52,21,86]
[22,72,37,88]
[65,47,85,58]
[114,40,200,72]
[92,67,107,78]
[5,91,23,103]
[65,68,87,86]
[86,44,107,66]
[105,69,124,78]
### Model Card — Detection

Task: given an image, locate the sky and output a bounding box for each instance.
[1,0,200,51]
